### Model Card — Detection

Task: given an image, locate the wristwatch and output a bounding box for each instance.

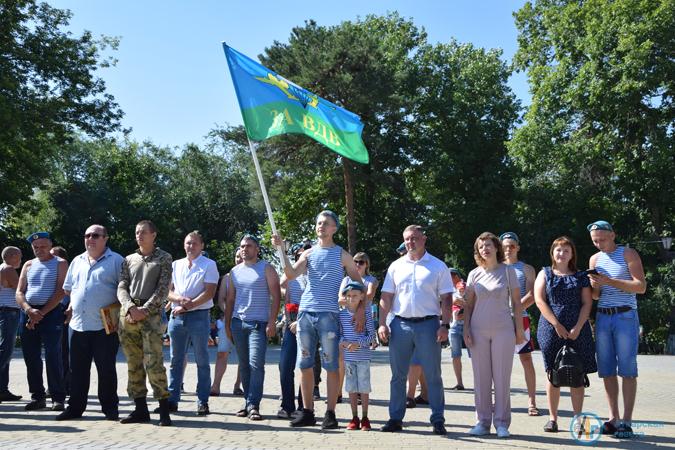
[441,322,450,329]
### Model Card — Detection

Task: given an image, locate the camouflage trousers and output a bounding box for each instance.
[118,312,169,400]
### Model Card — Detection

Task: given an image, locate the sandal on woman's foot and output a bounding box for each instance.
[235,408,248,417]
[248,409,262,421]
[544,420,558,432]
[528,406,541,416]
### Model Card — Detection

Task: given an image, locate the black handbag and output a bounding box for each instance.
[548,341,590,388]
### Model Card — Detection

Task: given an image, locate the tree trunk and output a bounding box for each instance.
[342,159,356,254]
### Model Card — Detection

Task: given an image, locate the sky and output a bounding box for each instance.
[49,0,529,149]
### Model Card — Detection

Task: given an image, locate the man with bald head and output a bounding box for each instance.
[56,225,124,421]
[16,232,68,411]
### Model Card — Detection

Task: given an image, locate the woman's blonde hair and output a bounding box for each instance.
[353,252,371,275]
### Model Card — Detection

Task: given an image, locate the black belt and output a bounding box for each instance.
[395,315,438,323]
[597,306,632,315]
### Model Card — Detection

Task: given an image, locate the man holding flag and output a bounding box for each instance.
[224,44,369,428]
[272,212,365,429]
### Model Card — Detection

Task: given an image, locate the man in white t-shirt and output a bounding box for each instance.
[378,225,454,436]
[166,231,219,416]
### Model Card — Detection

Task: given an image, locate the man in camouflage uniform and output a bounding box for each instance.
[117,220,173,426]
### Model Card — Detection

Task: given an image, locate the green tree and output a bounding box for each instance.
[510,0,674,261]
[408,41,520,269]
[511,0,675,351]
[0,0,123,219]
[5,138,261,272]
[257,14,428,268]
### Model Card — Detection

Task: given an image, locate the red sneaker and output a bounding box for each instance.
[347,417,360,430]
[361,417,371,431]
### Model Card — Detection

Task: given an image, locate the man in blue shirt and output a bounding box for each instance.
[56,224,124,421]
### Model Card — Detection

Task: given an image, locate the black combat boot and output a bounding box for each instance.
[158,398,172,426]
[120,397,150,424]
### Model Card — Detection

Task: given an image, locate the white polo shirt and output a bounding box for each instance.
[381,251,454,318]
[171,255,219,311]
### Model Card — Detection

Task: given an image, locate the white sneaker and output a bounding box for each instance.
[496,426,510,438]
[469,424,489,436]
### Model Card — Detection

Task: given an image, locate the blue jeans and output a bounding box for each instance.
[0,308,20,393]
[20,306,65,402]
[388,316,445,425]
[296,311,340,372]
[279,326,298,413]
[168,309,211,405]
[596,309,639,378]
[231,318,267,411]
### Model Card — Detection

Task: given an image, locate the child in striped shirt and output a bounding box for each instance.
[339,282,375,431]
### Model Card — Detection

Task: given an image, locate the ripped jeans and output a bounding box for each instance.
[296,311,340,372]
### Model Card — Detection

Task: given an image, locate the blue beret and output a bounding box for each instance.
[587,220,613,232]
[499,232,520,243]
[26,231,51,243]
[341,281,365,294]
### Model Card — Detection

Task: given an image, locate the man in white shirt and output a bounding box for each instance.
[378,225,454,436]
[166,231,219,416]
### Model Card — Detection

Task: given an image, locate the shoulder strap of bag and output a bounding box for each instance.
[505,265,513,314]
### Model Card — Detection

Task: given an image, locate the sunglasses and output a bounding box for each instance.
[84,233,104,239]
[354,260,366,266]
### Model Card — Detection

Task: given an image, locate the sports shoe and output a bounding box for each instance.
[51,402,65,411]
[615,423,634,439]
[601,421,618,435]
[449,384,464,390]
[346,417,360,430]
[496,426,510,438]
[381,419,403,432]
[361,417,371,431]
[290,408,316,427]
[432,422,447,435]
[405,397,416,408]
[277,408,291,419]
[321,410,339,429]
[24,399,47,411]
[468,424,489,436]
[197,403,210,416]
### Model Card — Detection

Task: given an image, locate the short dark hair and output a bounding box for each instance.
[136,220,157,233]
[186,230,204,243]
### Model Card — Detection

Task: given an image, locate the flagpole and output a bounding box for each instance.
[247,138,286,268]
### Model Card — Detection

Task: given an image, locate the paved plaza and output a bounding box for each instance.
[0,345,673,449]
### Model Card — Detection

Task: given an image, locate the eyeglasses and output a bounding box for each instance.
[354,260,366,266]
[84,233,104,239]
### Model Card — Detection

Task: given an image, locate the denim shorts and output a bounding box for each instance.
[296,311,340,372]
[217,326,234,353]
[596,308,639,378]
[344,360,371,393]
[450,321,464,359]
